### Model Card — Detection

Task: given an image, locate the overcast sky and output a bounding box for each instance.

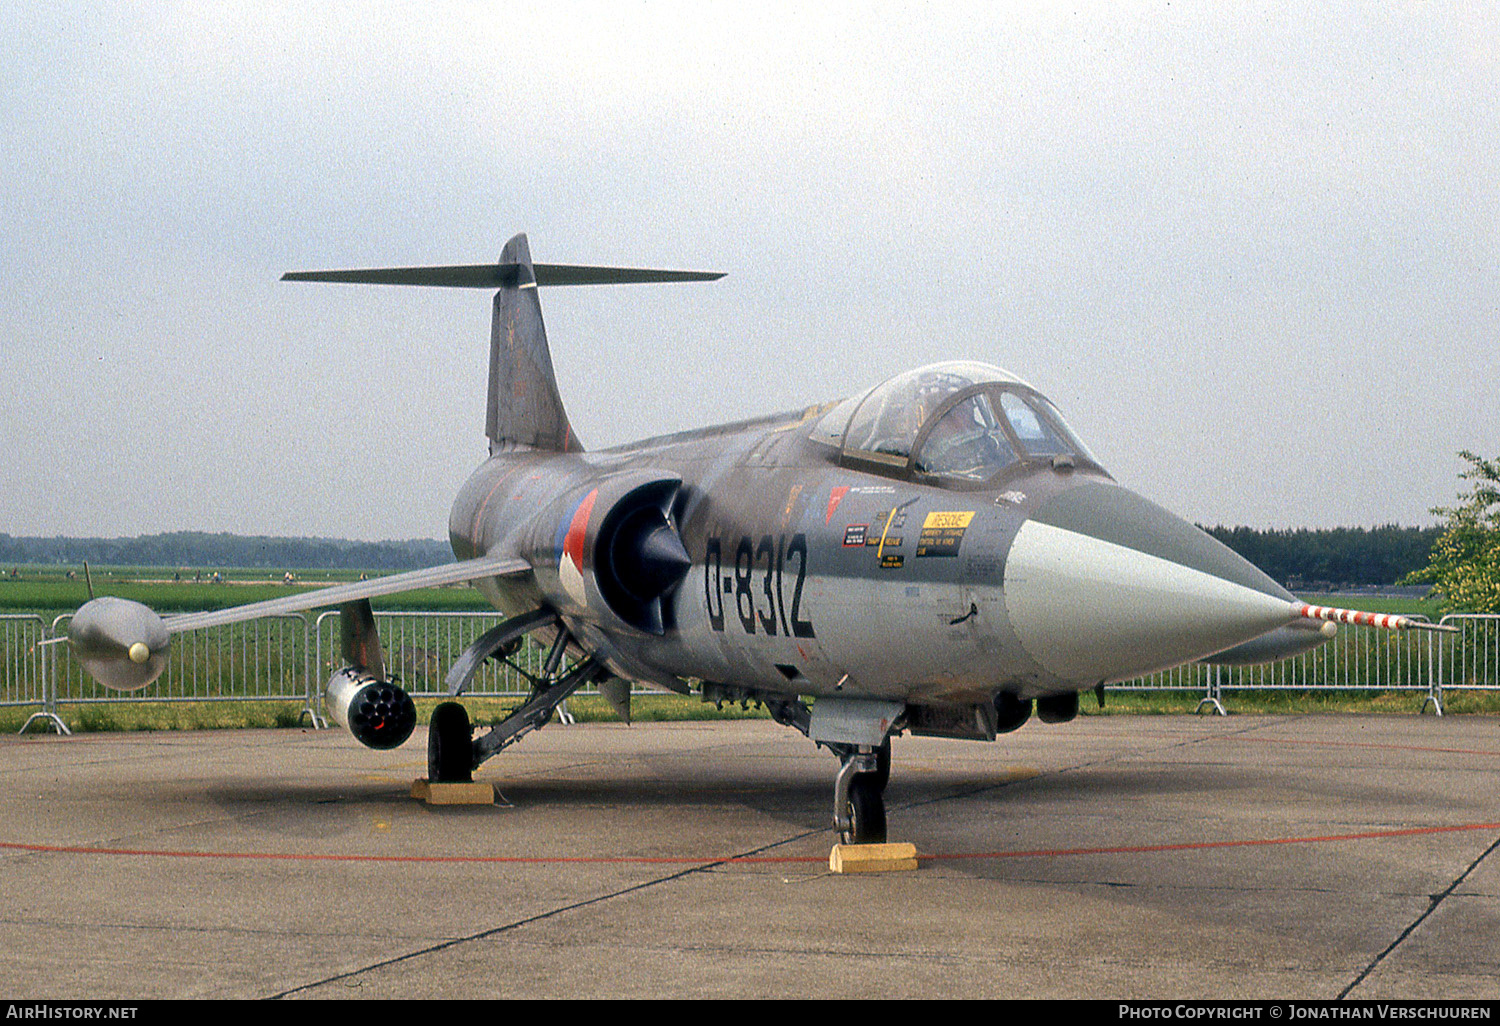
[2,3,1495,541]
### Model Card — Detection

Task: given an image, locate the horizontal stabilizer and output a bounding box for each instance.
[282,263,724,288]
[283,233,721,455]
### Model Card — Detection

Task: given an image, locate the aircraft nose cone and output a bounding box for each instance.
[1003,483,1297,684]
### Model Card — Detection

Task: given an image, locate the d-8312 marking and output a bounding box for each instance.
[704,533,815,638]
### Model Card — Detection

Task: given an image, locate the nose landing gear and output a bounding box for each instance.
[833,740,892,845]
[705,686,904,847]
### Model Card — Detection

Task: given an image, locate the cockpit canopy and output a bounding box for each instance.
[810,361,1100,487]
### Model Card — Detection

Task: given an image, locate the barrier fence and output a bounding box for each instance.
[5,611,1499,733]
[1111,614,1500,716]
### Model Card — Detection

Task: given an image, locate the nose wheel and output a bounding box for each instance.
[833,740,891,845]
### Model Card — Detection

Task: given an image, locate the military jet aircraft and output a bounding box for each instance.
[68,233,1448,845]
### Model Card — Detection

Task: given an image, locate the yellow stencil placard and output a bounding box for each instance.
[922,511,975,530]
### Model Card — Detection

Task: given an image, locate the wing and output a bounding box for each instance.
[163,552,531,633]
[67,553,532,692]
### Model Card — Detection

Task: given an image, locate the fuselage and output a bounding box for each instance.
[448,362,1303,711]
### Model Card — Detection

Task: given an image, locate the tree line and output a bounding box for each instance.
[1199,524,1439,589]
[0,532,453,572]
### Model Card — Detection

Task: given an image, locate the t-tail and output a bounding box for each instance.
[282,232,723,455]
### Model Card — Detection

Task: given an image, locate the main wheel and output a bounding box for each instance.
[869,739,891,791]
[844,773,888,845]
[1036,691,1079,724]
[428,701,473,783]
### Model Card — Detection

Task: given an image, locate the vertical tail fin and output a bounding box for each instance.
[486,234,580,454]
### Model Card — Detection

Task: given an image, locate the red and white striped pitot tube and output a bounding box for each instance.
[1296,603,1455,633]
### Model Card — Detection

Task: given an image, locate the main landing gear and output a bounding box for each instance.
[428,610,608,783]
[427,700,473,783]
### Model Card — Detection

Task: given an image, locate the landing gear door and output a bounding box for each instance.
[808,698,904,747]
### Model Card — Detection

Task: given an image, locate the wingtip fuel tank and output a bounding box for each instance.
[68,596,170,691]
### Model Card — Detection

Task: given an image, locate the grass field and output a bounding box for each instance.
[0,692,775,735]
[7,686,1496,737]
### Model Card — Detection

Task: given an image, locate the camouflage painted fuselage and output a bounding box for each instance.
[448,401,1296,710]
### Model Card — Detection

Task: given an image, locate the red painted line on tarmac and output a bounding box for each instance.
[0,841,815,866]
[5,821,1498,867]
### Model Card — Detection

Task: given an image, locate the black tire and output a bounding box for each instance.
[869,739,891,792]
[845,773,888,845]
[994,692,1033,733]
[428,701,473,783]
[1036,691,1079,724]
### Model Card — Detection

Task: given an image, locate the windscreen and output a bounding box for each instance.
[821,362,1099,485]
[913,386,1100,485]
[912,393,1019,481]
[999,392,1070,457]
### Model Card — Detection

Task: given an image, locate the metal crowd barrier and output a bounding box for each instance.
[4,610,570,734]
[1120,613,1500,715]
[0,615,62,734]
[6,611,1500,732]
[1429,613,1500,715]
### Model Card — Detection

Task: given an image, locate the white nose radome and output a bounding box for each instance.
[1004,520,1297,684]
